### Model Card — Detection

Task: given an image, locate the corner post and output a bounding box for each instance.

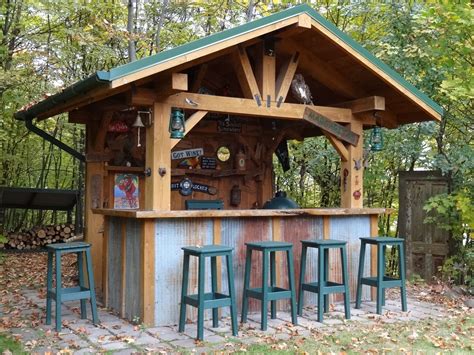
[340,119,364,208]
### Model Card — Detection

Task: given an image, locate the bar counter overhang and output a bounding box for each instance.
[94,207,390,325]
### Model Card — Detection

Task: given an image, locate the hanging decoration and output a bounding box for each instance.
[291,74,313,105]
[169,108,185,138]
[370,111,384,152]
[132,113,145,147]
[108,120,129,133]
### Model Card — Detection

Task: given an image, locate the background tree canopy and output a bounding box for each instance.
[1,1,472,243]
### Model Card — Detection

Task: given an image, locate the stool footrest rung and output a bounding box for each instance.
[361,276,403,288]
[47,286,93,302]
[302,281,346,294]
[246,286,292,301]
[184,292,232,309]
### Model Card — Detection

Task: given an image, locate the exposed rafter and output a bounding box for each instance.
[233,46,262,105]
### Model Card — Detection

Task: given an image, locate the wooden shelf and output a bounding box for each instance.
[105,166,145,173]
[172,168,260,178]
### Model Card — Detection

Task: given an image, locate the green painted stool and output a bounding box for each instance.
[46,242,99,331]
[178,245,238,340]
[355,237,407,314]
[297,239,351,322]
[241,241,297,331]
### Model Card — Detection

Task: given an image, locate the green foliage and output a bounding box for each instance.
[0,333,24,353]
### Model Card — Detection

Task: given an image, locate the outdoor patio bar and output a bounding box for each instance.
[14,5,443,327]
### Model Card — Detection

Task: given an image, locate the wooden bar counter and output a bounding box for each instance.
[93,207,388,326]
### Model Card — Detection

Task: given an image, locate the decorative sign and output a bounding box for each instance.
[353,158,362,170]
[114,174,139,209]
[218,119,242,133]
[171,148,203,160]
[171,179,217,196]
[177,157,200,169]
[108,120,129,133]
[303,107,359,147]
[200,156,217,169]
[275,140,290,172]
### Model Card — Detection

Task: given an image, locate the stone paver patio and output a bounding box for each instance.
[1,287,452,354]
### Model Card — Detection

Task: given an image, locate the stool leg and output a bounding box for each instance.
[399,243,407,312]
[211,256,219,328]
[341,245,351,320]
[270,251,276,319]
[287,248,297,325]
[317,246,324,322]
[261,250,269,331]
[323,248,329,313]
[46,252,53,325]
[178,253,190,332]
[241,248,252,323]
[85,249,99,324]
[55,251,62,332]
[381,245,386,307]
[226,253,238,336]
[77,252,87,319]
[297,245,308,316]
[355,241,366,309]
[197,255,205,340]
[376,245,384,315]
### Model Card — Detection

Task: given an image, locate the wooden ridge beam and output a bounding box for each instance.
[275,52,300,107]
[171,110,208,149]
[233,46,262,105]
[333,96,385,113]
[163,92,352,122]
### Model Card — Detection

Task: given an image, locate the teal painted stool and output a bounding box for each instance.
[241,241,297,331]
[355,237,407,314]
[297,240,351,322]
[46,242,99,331]
[178,245,238,340]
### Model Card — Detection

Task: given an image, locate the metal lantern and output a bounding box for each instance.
[169,108,185,139]
[370,126,384,152]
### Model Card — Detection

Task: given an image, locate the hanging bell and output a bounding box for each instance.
[133,113,145,147]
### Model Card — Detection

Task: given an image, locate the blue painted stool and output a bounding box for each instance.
[241,241,298,331]
[178,245,238,340]
[355,237,407,314]
[297,239,351,322]
[46,242,99,331]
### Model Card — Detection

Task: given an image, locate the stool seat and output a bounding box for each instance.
[298,239,350,322]
[241,241,297,330]
[182,244,233,255]
[356,236,407,314]
[301,239,347,247]
[179,244,238,340]
[245,241,292,250]
[46,242,99,331]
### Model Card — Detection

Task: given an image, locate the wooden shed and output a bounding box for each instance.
[15,5,442,326]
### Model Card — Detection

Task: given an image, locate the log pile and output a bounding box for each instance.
[1,224,78,250]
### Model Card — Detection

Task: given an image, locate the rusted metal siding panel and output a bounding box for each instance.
[281,217,324,309]
[329,216,371,302]
[154,218,213,326]
[107,217,123,313]
[220,218,272,313]
[124,218,142,322]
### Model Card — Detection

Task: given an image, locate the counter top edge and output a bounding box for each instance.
[92,208,393,218]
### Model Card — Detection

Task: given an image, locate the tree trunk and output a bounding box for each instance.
[127,0,137,62]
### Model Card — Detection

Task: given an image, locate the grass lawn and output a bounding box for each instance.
[240,315,473,353]
[0,333,24,353]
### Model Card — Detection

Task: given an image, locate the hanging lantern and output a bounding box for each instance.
[169,108,185,139]
[132,112,145,147]
[370,126,384,152]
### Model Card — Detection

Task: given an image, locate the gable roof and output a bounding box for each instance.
[15,4,443,121]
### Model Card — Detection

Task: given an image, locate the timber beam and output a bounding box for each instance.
[333,96,385,113]
[275,52,300,107]
[170,110,209,149]
[164,92,353,122]
[233,46,262,105]
[129,73,188,106]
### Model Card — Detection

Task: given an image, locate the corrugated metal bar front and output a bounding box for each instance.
[107,217,123,313]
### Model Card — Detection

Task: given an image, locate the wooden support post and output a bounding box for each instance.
[145,103,172,210]
[340,119,364,208]
[256,40,276,107]
[141,219,155,325]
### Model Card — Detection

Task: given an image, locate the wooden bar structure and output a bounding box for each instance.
[15,5,442,326]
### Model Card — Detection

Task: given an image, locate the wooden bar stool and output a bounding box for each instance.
[46,242,99,331]
[241,241,297,331]
[355,237,407,314]
[178,245,238,341]
[297,240,351,322]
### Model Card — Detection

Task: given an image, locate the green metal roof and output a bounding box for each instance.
[14,4,443,121]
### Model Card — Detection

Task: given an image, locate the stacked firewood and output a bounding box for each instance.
[1,224,78,250]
